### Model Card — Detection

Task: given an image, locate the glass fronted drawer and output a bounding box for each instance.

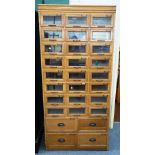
[66,43,88,55]
[90,70,111,82]
[42,56,64,68]
[66,29,88,41]
[90,107,108,116]
[91,29,112,41]
[90,94,110,105]
[41,28,64,41]
[46,107,66,116]
[90,56,112,69]
[90,42,112,55]
[43,82,66,93]
[66,69,88,82]
[66,56,88,69]
[91,13,113,27]
[40,13,64,26]
[68,107,87,116]
[67,94,88,106]
[42,42,64,55]
[89,82,110,93]
[45,94,66,106]
[67,82,88,93]
[66,14,88,27]
[43,69,65,82]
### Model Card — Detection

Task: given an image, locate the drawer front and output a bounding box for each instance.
[68,107,87,117]
[46,133,76,146]
[78,118,107,131]
[66,69,88,82]
[46,118,77,132]
[46,107,66,117]
[42,56,64,69]
[89,107,109,117]
[41,42,65,56]
[43,82,66,94]
[78,133,107,146]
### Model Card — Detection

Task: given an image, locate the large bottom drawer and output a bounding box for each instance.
[78,133,108,150]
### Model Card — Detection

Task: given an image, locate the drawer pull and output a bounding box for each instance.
[89,138,96,142]
[57,123,65,127]
[89,123,96,127]
[58,138,65,143]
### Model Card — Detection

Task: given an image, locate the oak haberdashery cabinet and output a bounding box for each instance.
[38,5,116,150]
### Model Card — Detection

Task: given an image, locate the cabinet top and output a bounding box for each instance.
[38,5,116,12]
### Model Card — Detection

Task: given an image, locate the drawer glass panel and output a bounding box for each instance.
[69,59,86,66]
[92,31,111,40]
[46,72,63,79]
[69,45,86,53]
[91,96,108,103]
[93,17,111,25]
[93,45,110,54]
[47,97,64,103]
[92,60,109,67]
[69,84,85,91]
[69,108,85,114]
[48,108,64,114]
[45,45,62,53]
[69,96,85,103]
[69,72,85,79]
[91,108,107,114]
[68,17,87,25]
[92,72,109,79]
[92,84,108,91]
[44,30,62,39]
[43,16,62,25]
[45,58,62,66]
[68,31,86,40]
[47,84,63,91]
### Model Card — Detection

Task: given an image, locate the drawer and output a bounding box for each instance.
[66,42,88,56]
[78,118,108,131]
[91,13,113,28]
[67,82,88,93]
[90,28,112,42]
[44,94,66,106]
[41,27,64,41]
[46,133,76,146]
[65,13,89,27]
[42,69,65,82]
[89,69,111,82]
[46,118,77,132]
[41,42,65,55]
[68,107,87,117]
[90,42,113,56]
[89,56,112,69]
[78,133,108,148]
[66,94,88,106]
[66,28,88,42]
[42,55,64,69]
[40,13,64,27]
[89,94,110,106]
[89,107,108,117]
[66,69,88,82]
[89,82,110,93]
[43,82,66,94]
[46,107,66,117]
[66,56,88,69]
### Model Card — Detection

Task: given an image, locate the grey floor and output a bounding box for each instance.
[37,123,120,155]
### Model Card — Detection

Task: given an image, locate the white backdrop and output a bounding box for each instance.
[69,0,120,128]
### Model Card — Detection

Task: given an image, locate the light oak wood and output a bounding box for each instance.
[38,5,115,150]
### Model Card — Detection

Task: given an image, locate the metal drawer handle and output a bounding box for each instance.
[58,138,65,143]
[89,138,96,142]
[57,123,65,127]
[89,123,96,127]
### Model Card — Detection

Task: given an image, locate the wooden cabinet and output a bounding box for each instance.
[38,5,116,150]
